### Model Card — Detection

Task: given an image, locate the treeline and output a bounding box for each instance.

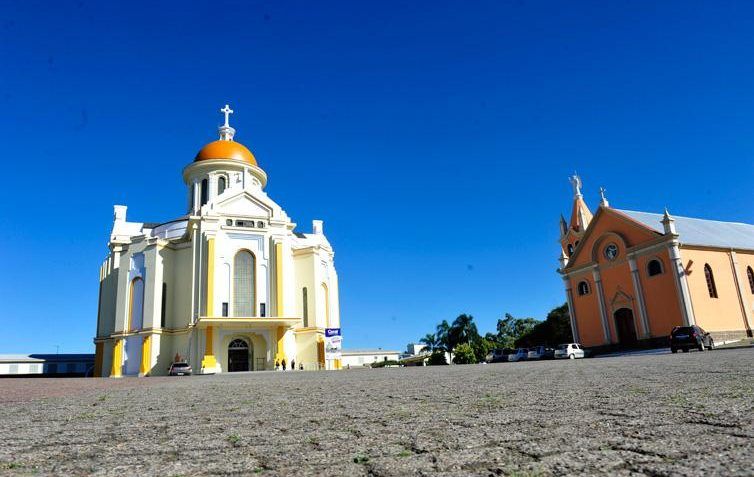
[418,303,572,365]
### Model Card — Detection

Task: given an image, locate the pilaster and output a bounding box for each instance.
[592,266,612,344]
[668,242,696,326]
[729,251,753,334]
[628,256,651,338]
[562,276,580,343]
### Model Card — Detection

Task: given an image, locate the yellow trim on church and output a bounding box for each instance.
[139,335,152,376]
[110,339,123,377]
[201,326,217,370]
[275,242,284,315]
[206,237,215,316]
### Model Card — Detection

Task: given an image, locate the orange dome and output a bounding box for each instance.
[194,140,257,165]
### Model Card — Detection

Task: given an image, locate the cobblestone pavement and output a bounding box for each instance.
[1,348,753,476]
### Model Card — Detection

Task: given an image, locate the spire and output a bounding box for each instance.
[559,214,568,237]
[568,174,592,232]
[662,207,677,235]
[599,186,609,208]
[218,104,236,141]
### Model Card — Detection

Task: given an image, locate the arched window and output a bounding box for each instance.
[200,178,209,206]
[647,259,663,277]
[321,282,330,327]
[302,287,309,327]
[128,277,144,331]
[704,264,718,298]
[747,266,754,294]
[577,281,590,296]
[567,244,574,256]
[218,176,226,195]
[233,250,256,316]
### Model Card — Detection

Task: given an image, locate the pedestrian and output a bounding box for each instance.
[291,359,296,371]
[299,363,303,370]
[281,358,287,371]
[275,359,279,371]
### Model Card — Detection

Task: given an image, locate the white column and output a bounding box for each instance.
[192,180,200,215]
[592,266,612,344]
[668,242,695,326]
[562,276,580,343]
[628,256,651,338]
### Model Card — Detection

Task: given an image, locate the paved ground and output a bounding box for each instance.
[1,348,753,476]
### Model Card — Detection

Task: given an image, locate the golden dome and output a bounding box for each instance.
[194,140,257,165]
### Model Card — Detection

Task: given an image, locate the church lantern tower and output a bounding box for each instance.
[559,174,593,261]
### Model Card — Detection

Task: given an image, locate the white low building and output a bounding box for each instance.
[94,105,341,377]
[340,349,401,368]
[0,354,95,376]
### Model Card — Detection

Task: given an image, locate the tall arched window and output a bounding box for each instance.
[233,250,256,316]
[302,287,309,327]
[647,259,663,277]
[577,280,590,296]
[160,282,167,329]
[128,277,144,331]
[704,264,718,298]
[200,178,209,205]
[747,266,754,294]
[321,282,330,327]
[567,244,574,256]
[218,176,226,195]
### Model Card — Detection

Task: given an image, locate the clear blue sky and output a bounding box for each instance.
[2,1,754,354]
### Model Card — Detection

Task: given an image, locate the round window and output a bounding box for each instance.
[604,243,619,261]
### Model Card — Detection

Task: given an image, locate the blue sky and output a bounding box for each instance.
[2,1,754,354]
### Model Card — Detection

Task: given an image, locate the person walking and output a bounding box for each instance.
[291,359,296,371]
[281,358,287,371]
[275,359,280,371]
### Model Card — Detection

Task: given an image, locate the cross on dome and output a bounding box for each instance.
[220,104,234,127]
[218,104,236,141]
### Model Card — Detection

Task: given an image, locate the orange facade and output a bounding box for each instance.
[559,181,752,348]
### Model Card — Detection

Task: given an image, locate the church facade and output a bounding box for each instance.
[94,106,341,377]
[558,176,753,349]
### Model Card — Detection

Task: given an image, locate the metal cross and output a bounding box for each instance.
[220,104,234,127]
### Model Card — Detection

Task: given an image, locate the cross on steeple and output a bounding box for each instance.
[599,186,609,207]
[220,104,234,127]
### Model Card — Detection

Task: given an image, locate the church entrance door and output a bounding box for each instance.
[228,339,250,372]
[614,308,637,346]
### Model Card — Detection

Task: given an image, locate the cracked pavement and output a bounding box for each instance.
[1,347,753,476]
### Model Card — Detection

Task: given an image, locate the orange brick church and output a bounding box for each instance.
[558,175,753,348]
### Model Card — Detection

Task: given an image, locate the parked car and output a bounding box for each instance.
[554,343,585,359]
[509,348,529,362]
[670,326,715,353]
[168,362,192,376]
[488,348,514,363]
[527,346,555,360]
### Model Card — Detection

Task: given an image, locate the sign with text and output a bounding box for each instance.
[325,328,342,360]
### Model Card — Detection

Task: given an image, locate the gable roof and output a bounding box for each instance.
[617,209,754,251]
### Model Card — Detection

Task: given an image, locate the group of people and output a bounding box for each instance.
[274,358,304,371]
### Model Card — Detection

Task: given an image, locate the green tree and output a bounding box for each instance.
[427,352,448,365]
[452,343,476,364]
[436,320,452,352]
[472,336,495,363]
[514,303,573,347]
[450,314,480,346]
[419,333,441,354]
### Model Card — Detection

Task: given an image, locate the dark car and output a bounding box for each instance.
[670,326,715,353]
[168,362,193,376]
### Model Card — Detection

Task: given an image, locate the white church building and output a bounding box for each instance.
[94,106,341,376]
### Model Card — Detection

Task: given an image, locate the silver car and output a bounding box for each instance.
[168,362,192,376]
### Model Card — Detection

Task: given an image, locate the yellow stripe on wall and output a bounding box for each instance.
[110,339,123,378]
[275,242,284,316]
[139,335,152,376]
[206,237,215,316]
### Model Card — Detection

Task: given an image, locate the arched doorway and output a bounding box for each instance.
[228,338,251,372]
[614,308,637,345]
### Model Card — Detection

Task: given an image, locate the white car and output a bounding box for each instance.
[554,343,585,359]
[509,348,529,362]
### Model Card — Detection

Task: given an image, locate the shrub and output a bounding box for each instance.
[427,352,448,366]
[371,360,399,368]
[452,343,477,364]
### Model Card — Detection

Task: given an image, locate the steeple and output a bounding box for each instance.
[599,186,609,208]
[568,173,593,233]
